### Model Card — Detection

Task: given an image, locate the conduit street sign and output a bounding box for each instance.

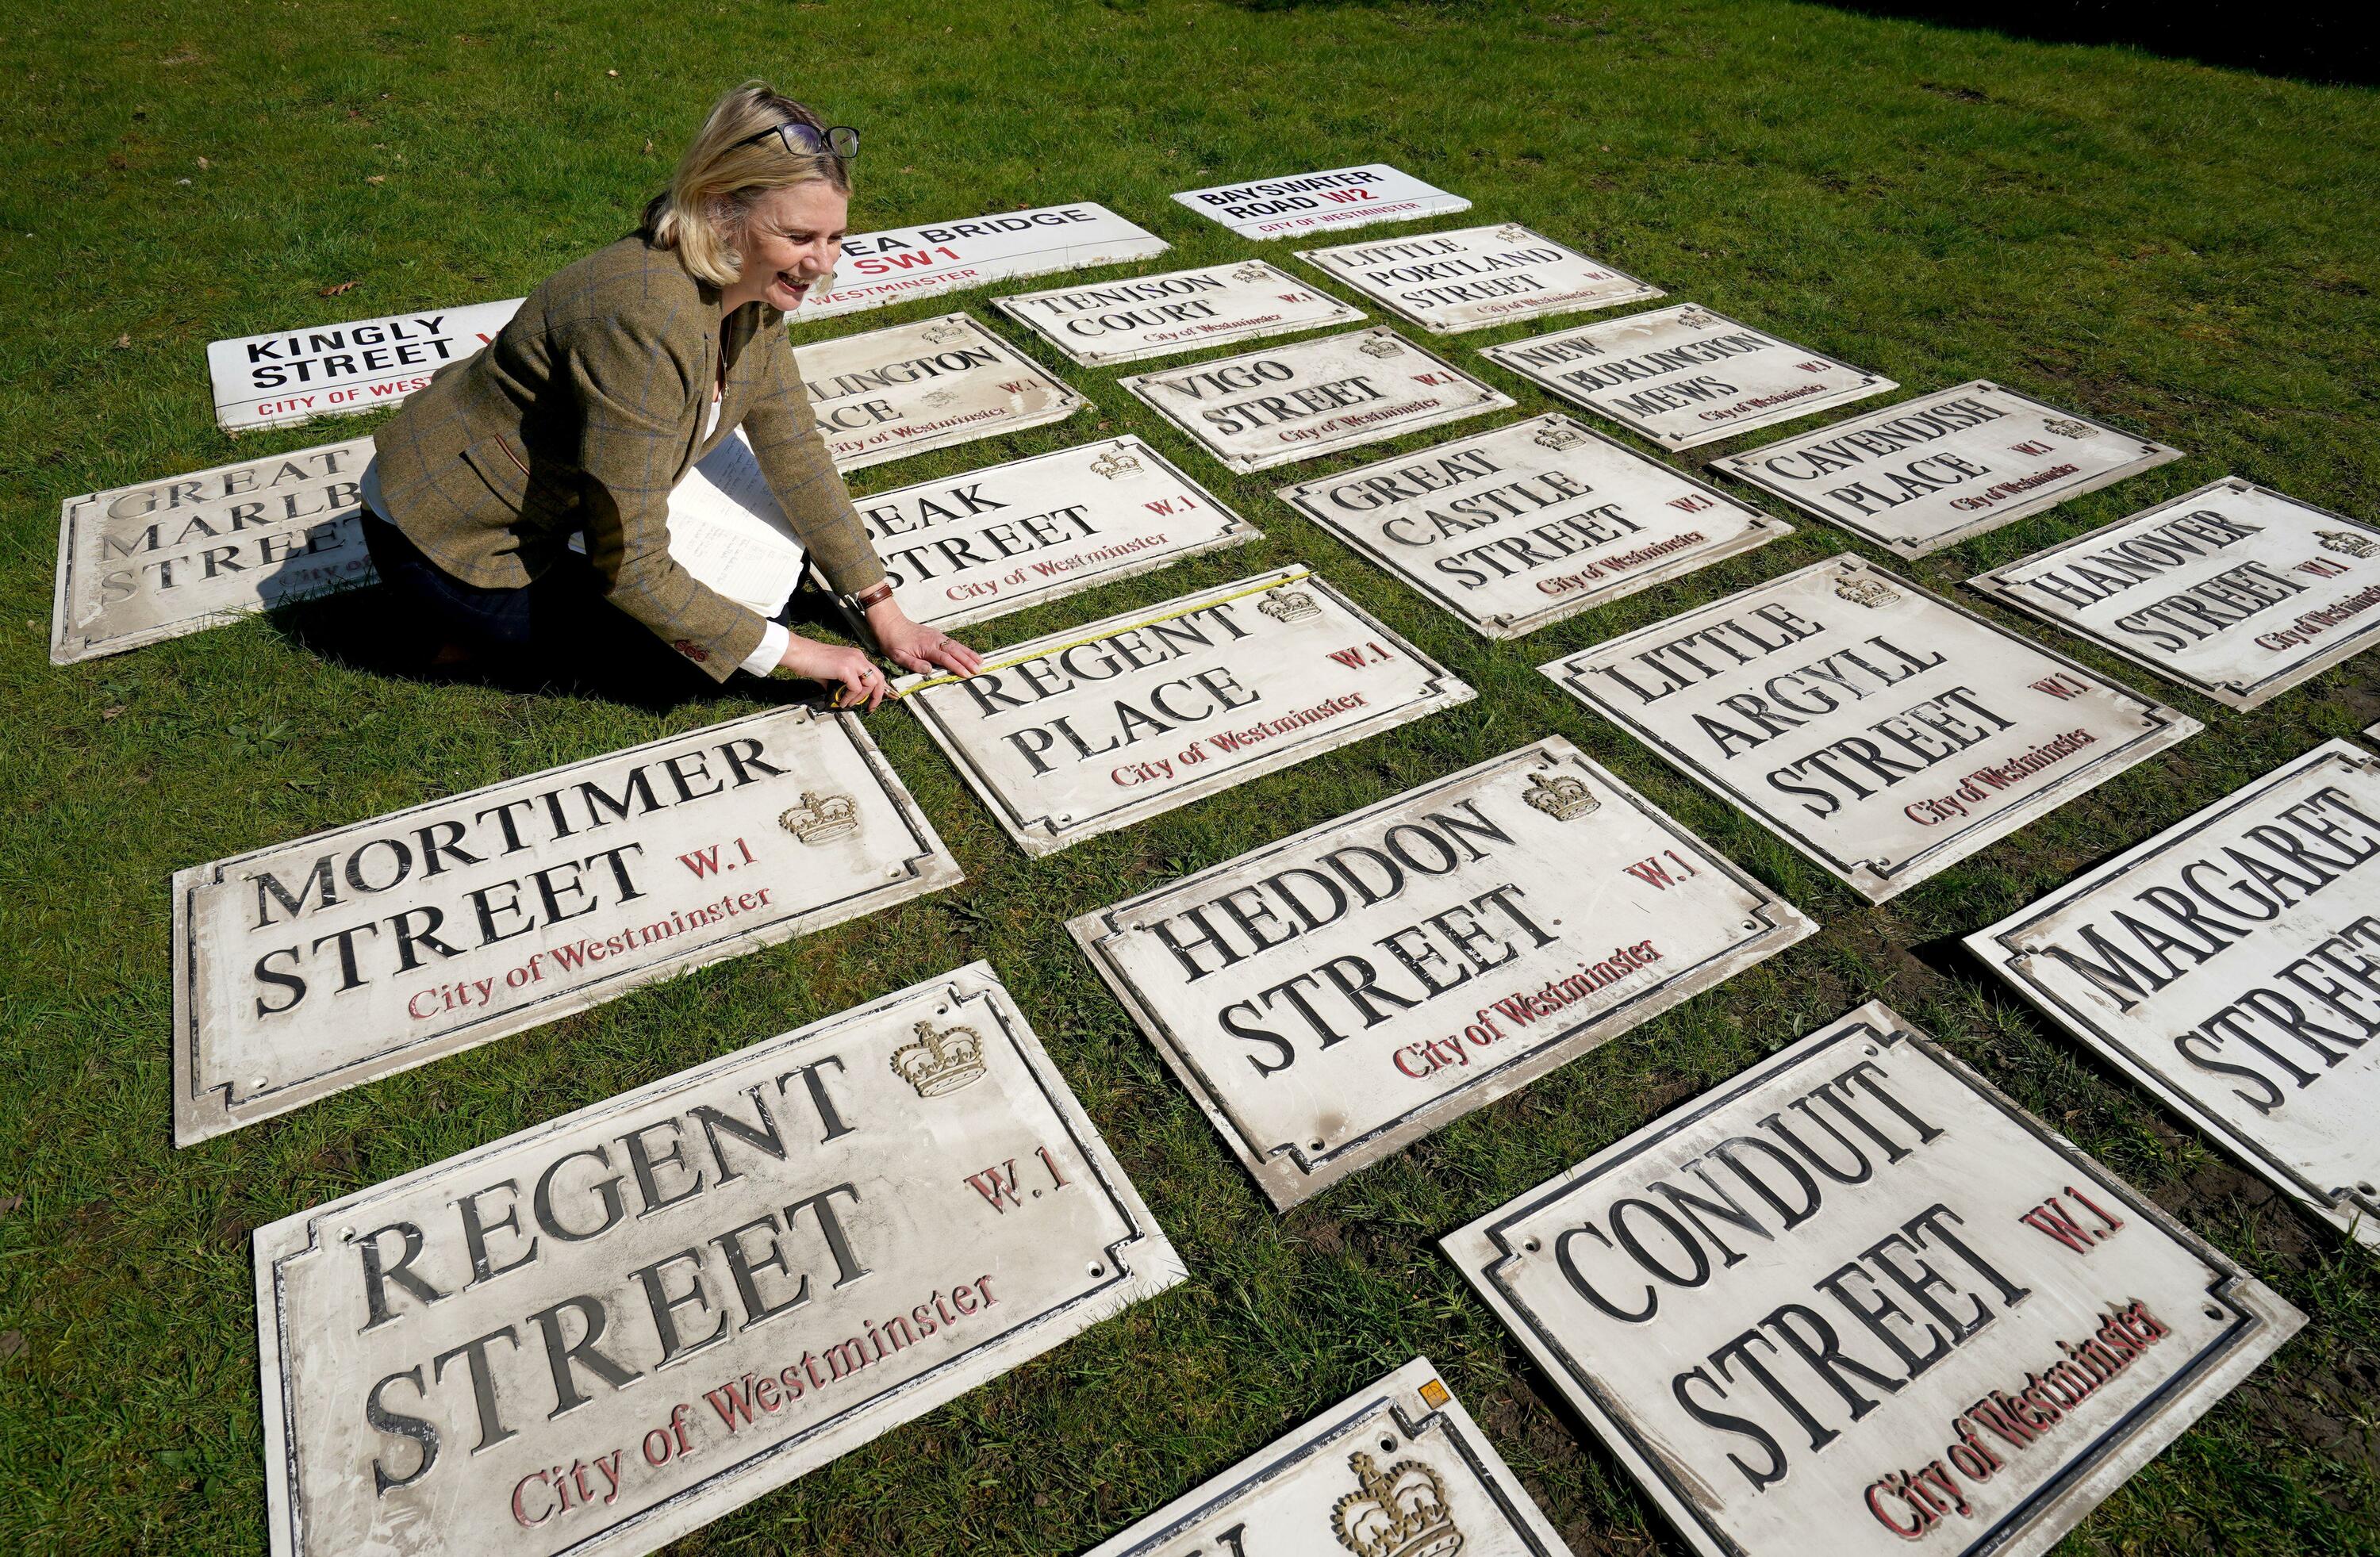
[1083,1358,1572,1556]
[208,297,523,433]
[1119,328,1512,475]
[1275,413,1787,642]
[1480,303,1896,451]
[1071,738,1816,1210]
[1714,381,2182,559]
[1297,223,1660,335]
[173,708,959,1145]
[1172,163,1470,242]
[51,435,376,664]
[792,202,1168,320]
[896,566,1473,857]
[1968,478,2380,711]
[1969,740,2380,1246]
[1541,556,2200,904]
[1442,1001,2302,1557]
[992,259,1363,368]
[791,313,1085,473]
[855,438,1257,632]
[254,962,1184,1557]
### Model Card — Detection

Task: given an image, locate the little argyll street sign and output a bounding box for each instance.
[993,259,1364,368]
[173,708,959,1144]
[1297,223,1661,334]
[791,202,1168,320]
[253,963,1185,1557]
[208,297,522,432]
[792,313,1085,473]
[1172,163,1470,241]
[1541,556,2200,903]
[1070,739,1815,1209]
[1442,1002,2302,1557]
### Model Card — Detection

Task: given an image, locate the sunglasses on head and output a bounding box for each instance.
[737,122,859,159]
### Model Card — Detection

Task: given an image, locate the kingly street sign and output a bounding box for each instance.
[209,298,521,433]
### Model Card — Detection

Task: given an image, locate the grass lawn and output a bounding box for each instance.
[5,0,2379,1551]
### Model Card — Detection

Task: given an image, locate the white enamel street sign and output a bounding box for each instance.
[50,436,375,664]
[1968,740,2380,1246]
[1070,738,1816,1209]
[855,438,1257,632]
[896,566,1474,857]
[1542,556,2200,903]
[1084,1358,1572,1556]
[172,708,959,1145]
[209,297,522,432]
[1714,381,2183,558]
[1297,224,1661,335]
[1443,1001,2302,1557]
[1274,413,1787,642]
[1172,164,1470,241]
[1118,328,1513,475]
[1968,478,2380,711]
[992,259,1363,368]
[254,962,1184,1557]
[1480,303,1896,451]
[792,313,1085,473]
[791,202,1168,320]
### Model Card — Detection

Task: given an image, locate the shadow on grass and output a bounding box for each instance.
[1810,0,2378,86]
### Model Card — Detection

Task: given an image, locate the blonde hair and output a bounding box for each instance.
[643,82,850,287]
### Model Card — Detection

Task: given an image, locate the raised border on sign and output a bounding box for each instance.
[1298,223,1664,336]
[989,259,1366,368]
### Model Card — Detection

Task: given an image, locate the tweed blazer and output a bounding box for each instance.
[370,234,886,681]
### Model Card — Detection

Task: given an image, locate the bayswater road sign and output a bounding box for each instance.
[1172,163,1470,241]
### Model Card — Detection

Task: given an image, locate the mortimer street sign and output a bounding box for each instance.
[1297,223,1660,334]
[992,259,1363,368]
[793,313,1085,472]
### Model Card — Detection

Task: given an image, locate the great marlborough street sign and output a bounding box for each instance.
[173,708,959,1145]
[1274,413,1787,641]
[1968,740,2380,1247]
[1714,381,2183,558]
[790,202,1168,320]
[1542,556,2200,903]
[1479,303,1896,451]
[1968,477,2380,711]
[791,313,1085,473]
[1297,223,1660,334]
[1172,163,1470,241]
[209,297,522,433]
[992,259,1363,368]
[896,566,1474,857]
[1070,738,1816,1209]
[1442,1002,2302,1557]
[1082,1358,1572,1556]
[1119,328,1513,475]
[254,962,1184,1557]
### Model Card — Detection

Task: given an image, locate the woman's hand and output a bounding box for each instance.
[777,634,892,711]
[866,599,984,677]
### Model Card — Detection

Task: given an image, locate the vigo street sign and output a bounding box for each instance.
[1442,1001,2302,1557]
[172,708,959,1145]
[209,297,522,432]
[790,202,1168,320]
[1118,328,1512,475]
[1968,740,2380,1246]
[855,438,1257,632]
[1297,223,1660,334]
[253,962,1184,1557]
[896,566,1473,857]
[50,436,375,664]
[1082,1358,1572,1556]
[1274,413,1787,641]
[992,259,1363,368]
[1480,303,1895,451]
[1171,163,1470,241]
[1968,478,2380,711]
[1541,555,2200,903]
[1714,381,2183,558]
[791,313,1085,473]
[1070,738,1816,1209]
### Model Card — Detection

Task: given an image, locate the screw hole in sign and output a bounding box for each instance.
[1380,1436,1398,1453]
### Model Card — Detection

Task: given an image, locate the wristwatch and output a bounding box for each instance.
[848,581,895,611]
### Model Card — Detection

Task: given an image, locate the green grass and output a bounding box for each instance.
[4,0,2379,1551]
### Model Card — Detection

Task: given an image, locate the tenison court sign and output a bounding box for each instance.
[791,202,1167,320]
[792,313,1084,472]
[173,708,959,1144]
[1443,1002,2301,1557]
[1298,223,1660,334]
[993,259,1363,368]
[1070,739,1815,1209]
[253,963,1184,1557]
[209,297,522,432]
[1542,557,2200,903]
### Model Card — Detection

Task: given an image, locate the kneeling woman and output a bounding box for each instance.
[362,82,978,709]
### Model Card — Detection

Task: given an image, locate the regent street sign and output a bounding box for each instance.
[791,313,1085,473]
[1171,163,1471,241]
[1069,738,1816,1210]
[254,962,1185,1557]
[209,297,522,433]
[1442,1002,2302,1557]
[1296,223,1661,334]
[790,202,1169,320]
[896,566,1474,857]
[173,708,959,1145]
[1541,556,2201,904]
[992,259,1364,368]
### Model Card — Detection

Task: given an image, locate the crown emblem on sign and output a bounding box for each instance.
[1494,223,1531,242]
[1523,771,1599,821]
[1676,306,1717,330]
[2041,416,2095,439]
[1358,336,1403,359]
[1259,585,1320,623]
[1331,1452,1464,1557]
[1834,575,1901,609]
[779,792,859,844]
[1230,263,1273,284]
[1088,446,1142,481]
[2318,528,2379,558]
[890,1020,987,1097]
[1532,423,1589,452]
[919,321,971,344]
[923,388,959,407]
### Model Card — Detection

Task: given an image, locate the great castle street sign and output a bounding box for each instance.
[992,259,1363,368]
[208,297,522,433]
[791,202,1168,320]
[1171,163,1470,241]
[1297,223,1661,334]
[791,313,1085,472]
